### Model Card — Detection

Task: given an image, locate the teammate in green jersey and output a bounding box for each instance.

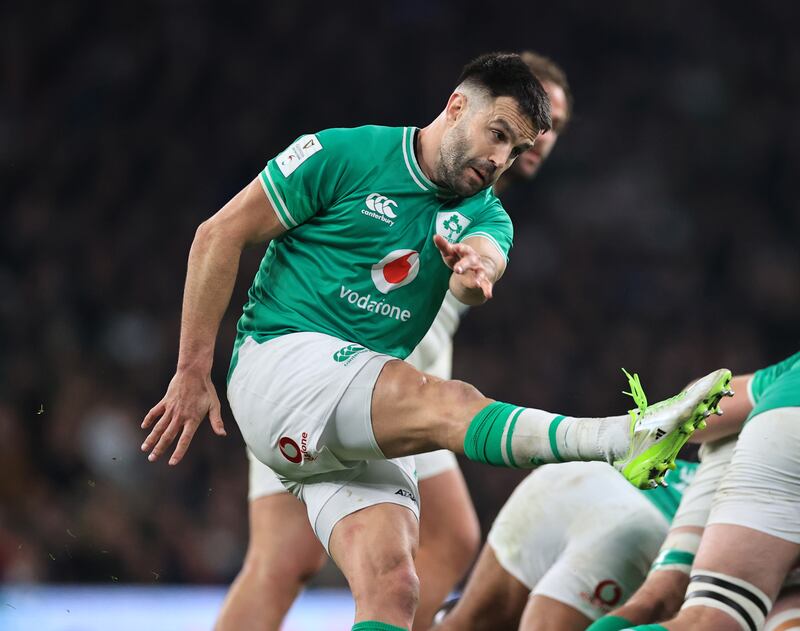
[141,53,730,631]
[591,352,800,631]
[214,52,573,631]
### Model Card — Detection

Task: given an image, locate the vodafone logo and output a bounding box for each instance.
[278,436,302,463]
[371,249,420,294]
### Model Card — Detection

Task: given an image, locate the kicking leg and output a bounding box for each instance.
[370,360,732,488]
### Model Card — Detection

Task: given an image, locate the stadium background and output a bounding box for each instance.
[2,0,799,628]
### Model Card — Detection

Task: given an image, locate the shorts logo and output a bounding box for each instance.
[362,193,399,226]
[333,344,368,364]
[279,433,315,463]
[436,211,472,243]
[581,579,623,612]
[395,488,418,504]
[278,436,302,463]
[371,249,420,294]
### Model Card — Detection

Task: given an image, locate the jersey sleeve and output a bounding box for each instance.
[460,201,514,262]
[258,129,347,229]
[749,350,800,403]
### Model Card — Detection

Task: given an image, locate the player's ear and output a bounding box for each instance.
[445,91,468,123]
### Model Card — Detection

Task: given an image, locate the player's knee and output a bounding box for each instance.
[429,379,486,437]
[352,553,419,617]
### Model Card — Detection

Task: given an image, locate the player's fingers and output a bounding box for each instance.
[209,403,227,437]
[169,422,199,466]
[142,400,166,429]
[148,416,184,462]
[433,234,454,256]
[478,274,494,299]
[141,410,172,452]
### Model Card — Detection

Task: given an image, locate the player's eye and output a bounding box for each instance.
[491,129,505,142]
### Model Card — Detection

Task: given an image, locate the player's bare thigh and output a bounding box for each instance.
[370,359,491,458]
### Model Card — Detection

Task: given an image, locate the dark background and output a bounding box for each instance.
[2,0,798,586]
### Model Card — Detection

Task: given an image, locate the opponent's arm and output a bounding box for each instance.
[434,234,507,306]
[141,178,286,465]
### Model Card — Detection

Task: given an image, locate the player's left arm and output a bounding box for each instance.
[434,233,506,305]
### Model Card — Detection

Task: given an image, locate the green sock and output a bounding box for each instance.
[585,615,635,631]
[351,621,407,631]
[463,401,565,467]
[625,626,669,630]
[464,402,630,468]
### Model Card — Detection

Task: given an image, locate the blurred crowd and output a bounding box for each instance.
[2,1,798,586]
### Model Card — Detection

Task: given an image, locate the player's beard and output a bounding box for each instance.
[438,123,495,197]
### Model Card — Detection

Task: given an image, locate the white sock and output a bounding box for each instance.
[509,409,630,466]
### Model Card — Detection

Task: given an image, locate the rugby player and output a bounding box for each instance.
[141,53,731,631]
[214,52,573,631]
[591,352,800,631]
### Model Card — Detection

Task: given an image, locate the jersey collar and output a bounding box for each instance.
[402,127,459,199]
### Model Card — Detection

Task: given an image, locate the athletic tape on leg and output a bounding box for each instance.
[682,570,772,631]
[649,532,701,575]
[765,608,800,631]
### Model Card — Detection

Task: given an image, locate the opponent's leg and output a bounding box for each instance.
[369,361,732,488]
[413,462,480,631]
[330,502,421,630]
[215,492,326,631]
[433,544,530,631]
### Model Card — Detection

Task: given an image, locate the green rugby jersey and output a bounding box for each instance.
[230,126,512,376]
[640,459,697,523]
[748,350,800,420]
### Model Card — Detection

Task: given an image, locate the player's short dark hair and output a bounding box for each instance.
[520,51,573,130]
[457,52,552,134]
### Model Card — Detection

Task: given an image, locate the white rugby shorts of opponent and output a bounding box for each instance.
[213,51,572,631]
[141,52,731,631]
[589,351,800,631]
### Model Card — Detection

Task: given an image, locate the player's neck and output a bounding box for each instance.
[416,117,444,185]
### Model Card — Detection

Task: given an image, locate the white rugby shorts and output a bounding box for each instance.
[245,310,462,501]
[229,333,419,551]
[708,407,800,543]
[487,461,669,621]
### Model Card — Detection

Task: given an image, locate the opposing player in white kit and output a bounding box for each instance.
[213,51,573,631]
[603,352,800,631]
[141,53,731,631]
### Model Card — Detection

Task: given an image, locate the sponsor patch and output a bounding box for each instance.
[276,134,323,177]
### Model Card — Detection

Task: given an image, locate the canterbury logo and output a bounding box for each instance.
[333,344,367,363]
[365,193,398,218]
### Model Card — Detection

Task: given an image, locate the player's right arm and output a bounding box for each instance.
[141,177,286,466]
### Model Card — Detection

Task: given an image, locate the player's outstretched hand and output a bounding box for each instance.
[141,370,226,465]
[433,234,494,300]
